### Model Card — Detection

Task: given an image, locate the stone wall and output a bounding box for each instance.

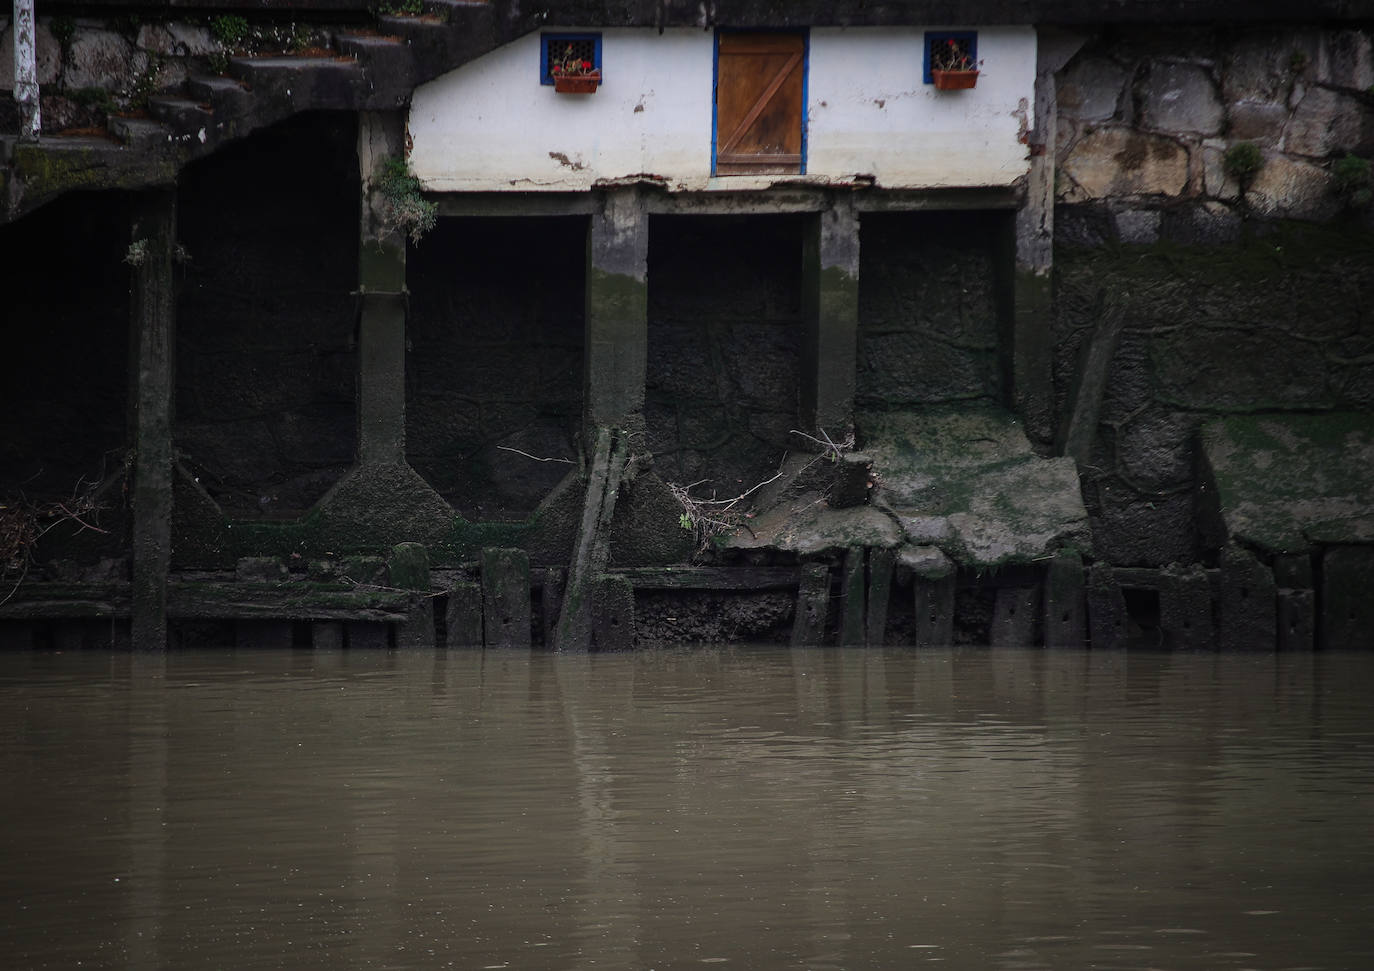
[857,211,1008,412]
[406,216,586,521]
[174,112,358,520]
[0,14,329,135]
[1052,25,1374,567]
[1056,25,1374,241]
[645,215,805,495]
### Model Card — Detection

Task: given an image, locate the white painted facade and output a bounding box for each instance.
[408,26,1037,193]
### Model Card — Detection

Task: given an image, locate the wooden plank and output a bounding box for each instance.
[610,567,798,590]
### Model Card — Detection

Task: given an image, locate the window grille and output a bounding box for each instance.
[923,31,978,84]
[541,34,602,85]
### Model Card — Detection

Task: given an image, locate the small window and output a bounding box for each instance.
[541,33,602,85]
[923,31,977,84]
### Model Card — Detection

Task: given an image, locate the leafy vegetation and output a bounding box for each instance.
[375,158,437,244]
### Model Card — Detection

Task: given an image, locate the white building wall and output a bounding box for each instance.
[408,26,1036,193]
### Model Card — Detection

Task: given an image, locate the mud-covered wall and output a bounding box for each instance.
[645,215,804,495]
[406,216,586,521]
[0,190,130,499]
[857,211,1010,412]
[1052,24,1374,567]
[175,112,358,520]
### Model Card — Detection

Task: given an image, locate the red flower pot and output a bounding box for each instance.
[932,69,979,90]
[553,71,602,94]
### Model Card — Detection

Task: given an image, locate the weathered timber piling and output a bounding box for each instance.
[1086,562,1128,649]
[129,188,177,651]
[1321,547,1374,651]
[1219,546,1276,651]
[1160,564,1214,650]
[902,547,955,648]
[791,563,832,646]
[865,548,896,646]
[839,547,866,647]
[555,428,629,651]
[1274,554,1315,651]
[445,581,483,647]
[1043,550,1087,648]
[482,548,531,649]
[991,585,1040,647]
[592,575,635,651]
[390,543,434,648]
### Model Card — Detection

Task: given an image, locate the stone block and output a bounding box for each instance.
[991,585,1040,647]
[1321,546,1374,649]
[592,575,635,652]
[346,622,391,649]
[136,23,217,57]
[1140,62,1224,136]
[1247,155,1340,221]
[1057,54,1127,123]
[1276,588,1315,651]
[445,582,484,647]
[840,547,866,647]
[0,22,61,85]
[1159,564,1215,650]
[790,562,831,646]
[1285,87,1373,159]
[866,547,896,646]
[1044,551,1087,649]
[64,29,147,92]
[1087,562,1128,649]
[481,548,531,649]
[1219,545,1277,651]
[1322,29,1374,92]
[1114,209,1161,245]
[1059,128,1189,202]
[236,557,289,583]
[913,575,956,648]
[1226,101,1288,147]
[312,621,344,650]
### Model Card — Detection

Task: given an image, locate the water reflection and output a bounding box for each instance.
[1,648,1371,970]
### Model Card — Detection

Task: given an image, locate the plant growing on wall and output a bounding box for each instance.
[1223,142,1264,192]
[375,158,437,244]
[1333,153,1372,208]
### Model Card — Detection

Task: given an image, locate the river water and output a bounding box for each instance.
[2,647,1371,970]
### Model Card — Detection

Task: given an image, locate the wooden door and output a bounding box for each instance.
[715,32,805,176]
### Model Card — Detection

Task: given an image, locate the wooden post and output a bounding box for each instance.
[130,188,177,650]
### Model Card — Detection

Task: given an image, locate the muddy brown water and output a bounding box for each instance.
[2,647,1371,970]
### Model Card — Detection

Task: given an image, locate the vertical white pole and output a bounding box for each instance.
[14,0,41,142]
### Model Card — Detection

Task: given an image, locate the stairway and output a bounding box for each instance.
[2,0,517,223]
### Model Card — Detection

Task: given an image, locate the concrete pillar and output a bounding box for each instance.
[1014,30,1084,448]
[357,112,409,465]
[801,196,859,441]
[586,187,648,431]
[130,187,177,651]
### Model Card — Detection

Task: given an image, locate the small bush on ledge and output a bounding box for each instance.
[375,158,437,244]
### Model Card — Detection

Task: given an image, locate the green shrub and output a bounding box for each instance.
[1333,153,1372,208]
[1223,142,1264,188]
[375,158,437,244]
[210,15,250,49]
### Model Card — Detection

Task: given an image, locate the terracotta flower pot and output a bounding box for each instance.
[553,71,602,94]
[932,69,979,90]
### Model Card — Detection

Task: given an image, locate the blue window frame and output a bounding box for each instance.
[923,31,977,84]
[541,33,603,85]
